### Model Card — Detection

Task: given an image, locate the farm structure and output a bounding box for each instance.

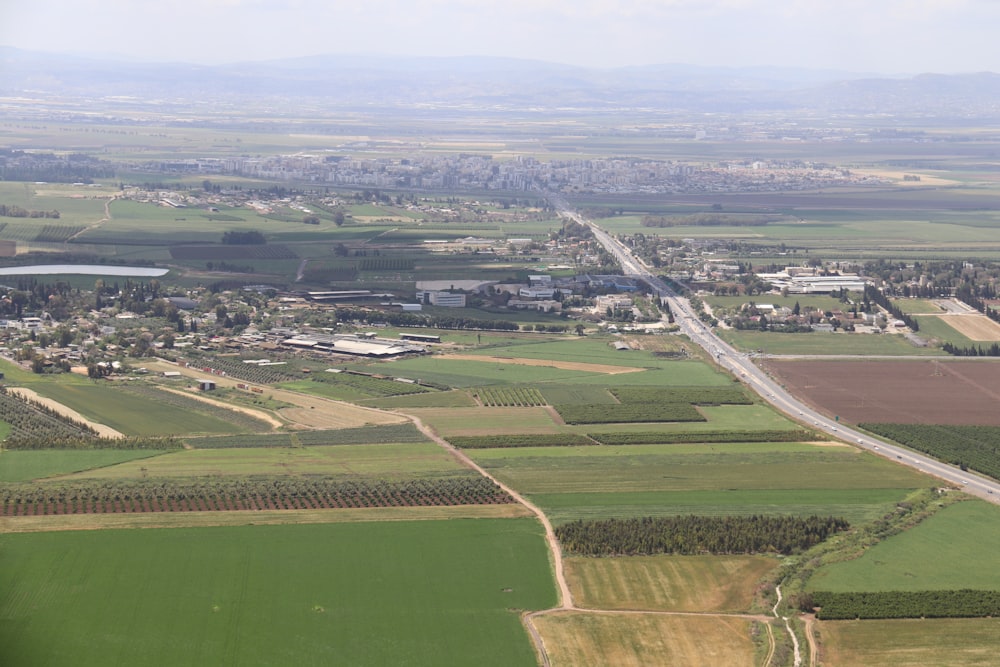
[281,333,425,358]
[770,359,1000,425]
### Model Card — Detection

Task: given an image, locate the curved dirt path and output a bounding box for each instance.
[803,615,818,667]
[9,387,125,438]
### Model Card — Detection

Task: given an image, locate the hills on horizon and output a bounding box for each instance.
[1,46,999,118]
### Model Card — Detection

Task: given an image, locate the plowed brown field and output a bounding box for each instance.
[771,359,1000,425]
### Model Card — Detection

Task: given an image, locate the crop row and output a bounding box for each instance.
[556,515,850,556]
[0,476,514,516]
[554,403,705,424]
[190,357,299,384]
[311,372,430,397]
[587,429,817,445]
[449,433,595,449]
[3,436,179,450]
[860,422,1000,481]
[473,386,547,408]
[0,387,98,442]
[808,590,1000,620]
[609,386,752,405]
[34,225,85,242]
[358,257,415,271]
[187,424,429,448]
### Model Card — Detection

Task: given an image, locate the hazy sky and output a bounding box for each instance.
[3,0,997,73]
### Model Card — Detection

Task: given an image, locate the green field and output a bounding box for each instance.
[29,383,254,436]
[807,500,1000,592]
[56,443,471,481]
[891,298,944,315]
[469,443,929,524]
[0,519,555,666]
[0,449,167,482]
[718,329,939,355]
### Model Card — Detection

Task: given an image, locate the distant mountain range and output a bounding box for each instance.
[2,47,999,117]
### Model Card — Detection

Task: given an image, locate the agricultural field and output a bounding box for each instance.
[52,442,469,482]
[469,442,929,525]
[564,555,779,612]
[806,500,1000,593]
[817,618,1000,667]
[718,330,939,356]
[532,612,756,667]
[770,359,1000,425]
[0,449,167,482]
[0,519,555,666]
[28,383,260,437]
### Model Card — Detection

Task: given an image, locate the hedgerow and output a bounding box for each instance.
[449,433,594,449]
[809,590,1000,620]
[554,403,705,424]
[556,515,849,556]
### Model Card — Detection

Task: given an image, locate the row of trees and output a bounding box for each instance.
[806,590,1000,619]
[556,515,849,556]
[333,307,520,331]
[0,204,60,219]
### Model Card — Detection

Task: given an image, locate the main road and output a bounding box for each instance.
[551,197,1000,504]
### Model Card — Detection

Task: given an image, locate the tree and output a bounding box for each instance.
[333,211,345,226]
[575,324,586,336]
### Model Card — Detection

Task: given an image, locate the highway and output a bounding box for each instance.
[552,198,1000,504]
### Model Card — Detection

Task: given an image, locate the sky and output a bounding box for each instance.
[2,0,998,74]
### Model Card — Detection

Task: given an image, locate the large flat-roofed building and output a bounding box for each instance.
[421,291,466,307]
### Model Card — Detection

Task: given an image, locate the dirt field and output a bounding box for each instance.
[770,359,1000,425]
[533,611,756,667]
[442,354,644,375]
[936,314,1000,341]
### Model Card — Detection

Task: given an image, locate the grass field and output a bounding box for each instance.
[0,449,168,482]
[470,443,929,524]
[565,555,779,612]
[908,314,976,345]
[30,383,248,436]
[818,618,1000,667]
[531,488,909,526]
[406,407,562,436]
[54,443,471,481]
[891,298,943,315]
[532,611,755,667]
[0,519,555,666]
[807,500,1000,592]
[718,330,939,355]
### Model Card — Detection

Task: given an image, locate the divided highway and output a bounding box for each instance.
[553,200,1000,504]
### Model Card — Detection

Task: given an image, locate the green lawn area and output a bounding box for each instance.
[909,314,976,346]
[0,449,167,482]
[366,357,601,387]
[891,298,944,315]
[718,330,939,355]
[56,443,471,481]
[0,519,556,667]
[807,500,1000,592]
